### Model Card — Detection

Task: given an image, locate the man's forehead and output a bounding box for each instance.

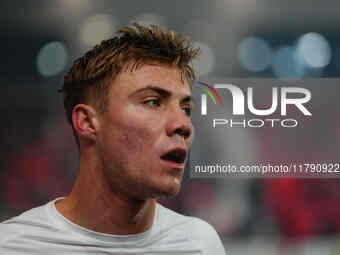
[111,63,191,96]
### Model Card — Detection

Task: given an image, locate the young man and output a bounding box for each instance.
[0,24,226,254]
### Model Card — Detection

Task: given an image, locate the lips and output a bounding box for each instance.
[160,148,187,165]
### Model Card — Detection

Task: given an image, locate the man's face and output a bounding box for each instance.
[96,63,193,200]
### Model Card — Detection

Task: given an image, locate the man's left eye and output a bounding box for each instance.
[144,99,161,107]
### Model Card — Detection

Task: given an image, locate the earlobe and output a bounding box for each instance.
[72,104,99,142]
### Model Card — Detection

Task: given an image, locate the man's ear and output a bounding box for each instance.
[72,104,100,142]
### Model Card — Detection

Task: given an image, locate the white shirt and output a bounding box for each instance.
[0,198,226,254]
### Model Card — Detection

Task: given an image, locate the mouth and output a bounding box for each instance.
[160,148,187,168]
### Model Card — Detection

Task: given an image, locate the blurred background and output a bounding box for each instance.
[1,0,340,254]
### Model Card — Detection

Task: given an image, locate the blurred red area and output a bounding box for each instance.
[2,119,76,214]
[265,179,340,240]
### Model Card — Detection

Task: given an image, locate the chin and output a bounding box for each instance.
[154,181,182,198]
[135,175,183,200]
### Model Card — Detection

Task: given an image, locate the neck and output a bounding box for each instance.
[55,149,156,235]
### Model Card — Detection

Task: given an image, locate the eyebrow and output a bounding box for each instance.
[130,85,194,104]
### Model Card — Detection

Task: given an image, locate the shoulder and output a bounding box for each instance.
[157,204,226,254]
[182,217,226,254]
[0,201,54,247]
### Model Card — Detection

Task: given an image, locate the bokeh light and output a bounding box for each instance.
[79,14,117,47]
[238,37,272,72]
[192,42,215,77]
[296,32,331,68]
[272,46,304,78]
[36,41,68,77]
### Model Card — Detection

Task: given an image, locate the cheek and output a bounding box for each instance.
[99,104,165,166]
[118,123,156,154]
[110,114,164,159]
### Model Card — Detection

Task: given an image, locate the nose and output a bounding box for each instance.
[166,106,193,140]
